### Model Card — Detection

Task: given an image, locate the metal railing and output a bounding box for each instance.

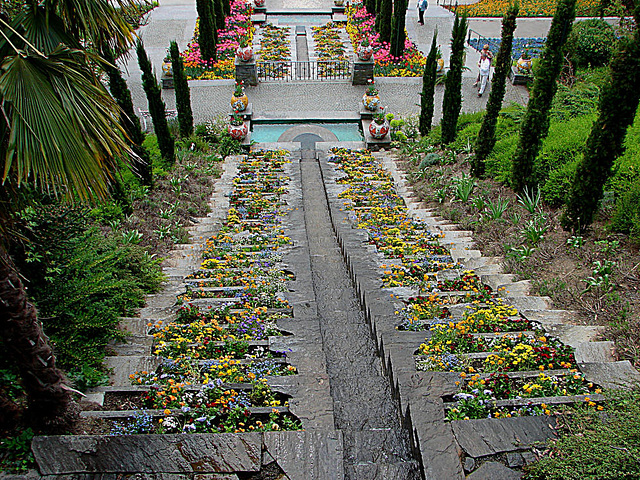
[467,29,500,53]
[257,59,351,82]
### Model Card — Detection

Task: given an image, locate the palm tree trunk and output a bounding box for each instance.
[0,257,78,432]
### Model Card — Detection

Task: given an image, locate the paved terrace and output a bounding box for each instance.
[121,0,544,126]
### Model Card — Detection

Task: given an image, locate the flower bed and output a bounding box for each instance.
[346,2,426,76]
[451,0,599,17]
[326,147,603,421]
[109,150,301,435]
[183,0,253,80]
[468,37,546,60]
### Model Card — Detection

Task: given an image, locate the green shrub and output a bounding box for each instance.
[611,178,640,241]
[13,205,163,371]
[419,153,441,169]
[551,83,600,120]
[450,122,481,152]
[541,156,581,206]
[608,110,640,197]
[566,19,617,68]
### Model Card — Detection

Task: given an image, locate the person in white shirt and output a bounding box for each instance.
[477,54,491,97]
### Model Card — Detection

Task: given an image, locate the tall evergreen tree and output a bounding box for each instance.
[136,40,175,165]
[214,0,225,28]
[419,31,439,136]
[375,0,384,30]
[510,0,576,192]
[365,0,376,15]
[223,0,230,16]
[561,5,640,231]
[170,41,194,138]
[196,0,217,63]
[103,50,153,185]
[472,3,519,177]
[440,13,468,144]
[390,0,407,58]
[378,0,393,44]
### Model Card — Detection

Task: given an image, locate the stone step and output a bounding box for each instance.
[574,341,616,363]
[341,429,415,466]
[351,460,422,480]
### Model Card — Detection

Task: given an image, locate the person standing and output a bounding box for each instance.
[418,0,428,25]
[477,53,491,97]
[473,44,493,86]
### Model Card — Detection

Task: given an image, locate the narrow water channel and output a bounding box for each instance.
[300,154,421,480]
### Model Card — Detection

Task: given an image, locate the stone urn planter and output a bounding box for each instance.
[357,43,373,61]
[162,60,173,77]
[236,44,253,63]
[516,56,532,74]
[369,117,389,139]
[362,85,380,111]
[436,58,444,74]
[254,0,265,7]
[228,119,248,141]
[334,0,345,5]
[231,83,249,112]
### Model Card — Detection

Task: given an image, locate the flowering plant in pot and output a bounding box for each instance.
[162,49,173,77]
[362,79,380,111]
[357,37,373,61]
[236,37,253,62]
[231,81,248,111]
[228,111,248,140]
[369,106,390,139]
[516,48,533,74]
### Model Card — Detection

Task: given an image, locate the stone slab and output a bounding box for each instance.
[574,341,616,363]
[32,434,261,474]
[452,416,557,459]
[264,431,344,480]
[580,360,640,389]
[466,461,522,480]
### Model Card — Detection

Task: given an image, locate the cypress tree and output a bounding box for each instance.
[390,0,407,58]
[378,0,393,44]
[214,0,225,29]
[472,3,519,177]
[561,7,640,232]
[365,0,376,15]
[103,49,153,185]
[419,31,439,136]
[511,0,576,192]
[223,0,230,16]
[440,13,468,144]
[136,39,175,166]
[170,41,194,138]
[375,0,383,30]
[196,0,217,63]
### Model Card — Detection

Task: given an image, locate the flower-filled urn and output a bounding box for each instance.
[369,108,390,139]
[362,80,380,111]
[254,0,265,7]
[516,52,532,74]
[231,82,249,112]
[357,39,373,61]
[228,113,248,141]
[236,38,253,62]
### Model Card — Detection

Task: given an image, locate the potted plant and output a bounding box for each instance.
[516,49,532,74]
[362,79,380,111]
[435,46,445,74]
[236,37,253,63]
[230,81,249,112]
[369,106,390,139]
[357,37,373,62]
[254,0,265,7]
[162,50,173,77]
[334,0,345,6]
[228,111,248,140]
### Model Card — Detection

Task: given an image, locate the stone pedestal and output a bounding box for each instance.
[509,66,532,85]
[236,58,258,86]
[161,75,174,89]
[359,105,377,120]
[352,59,374,86]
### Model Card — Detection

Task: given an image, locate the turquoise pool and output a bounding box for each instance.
[251,123,363,143]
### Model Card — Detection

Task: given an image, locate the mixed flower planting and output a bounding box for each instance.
[256,24,292,78]
[468,37,546,60]
[327,147,603,422]
[182,0,253,80]
[346,2,426,77]
[451,0,599,17]
[111,150,302,434]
